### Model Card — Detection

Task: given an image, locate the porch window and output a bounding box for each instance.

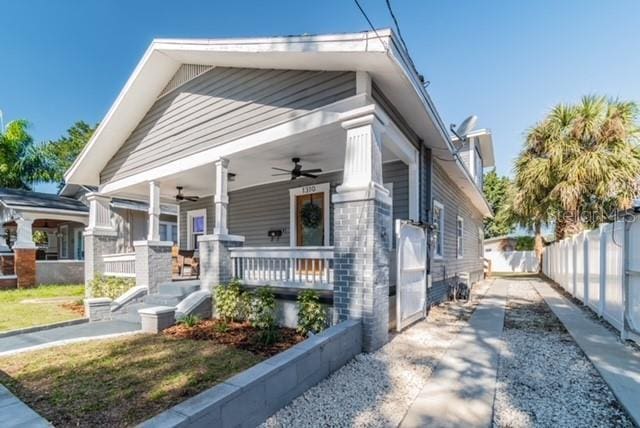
[433,200,444,259]
[187,209,206,250]
[159,222,178,244]
[457,216,464,259]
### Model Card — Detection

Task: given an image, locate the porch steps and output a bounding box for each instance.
[113,281,202,323]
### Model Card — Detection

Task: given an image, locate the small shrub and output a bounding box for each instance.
[297,290,327,336]
[214,321,230,333]
[214,280,246,322]
[178,314,200,328]
[249,287,278,345]
[89,275,136,299]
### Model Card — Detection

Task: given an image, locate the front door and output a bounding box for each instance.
[296,192,325,247]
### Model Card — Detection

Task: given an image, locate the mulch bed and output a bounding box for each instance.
[163,319,305,357]
[60,301,85,317]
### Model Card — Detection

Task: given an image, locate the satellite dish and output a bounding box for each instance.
[456,116,477,137]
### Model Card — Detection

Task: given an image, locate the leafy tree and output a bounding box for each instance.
[41,121,97,187]
[511,95,640,250]
[0,120,55,189]
[482,169,515,238]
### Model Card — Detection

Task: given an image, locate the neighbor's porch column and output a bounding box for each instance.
[147,180,161,241]
[13,218,37,288]
[333,113,392,352]
[84,193,117,294]
[213,157,229,236]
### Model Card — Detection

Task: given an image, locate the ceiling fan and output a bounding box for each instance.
[175,186,199,202]
[272,157,322,180]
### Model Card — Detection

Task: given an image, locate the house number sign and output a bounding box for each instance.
[301,185,317,194]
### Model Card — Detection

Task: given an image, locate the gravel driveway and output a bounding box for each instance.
[262,281,492,428]
[493,277,634,427]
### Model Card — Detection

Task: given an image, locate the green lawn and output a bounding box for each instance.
[0,334,262,427]
[0,284,85,332]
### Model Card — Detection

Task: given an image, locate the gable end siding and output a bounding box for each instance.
[100,67,356,183]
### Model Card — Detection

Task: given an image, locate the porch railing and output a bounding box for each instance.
[229,246,334,289]
[103,253,136,278]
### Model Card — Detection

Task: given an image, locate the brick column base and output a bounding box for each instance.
[198,234,244,290]
[332,191,392,352]
[134,241,173,294]
[84,230,117,295]
[14,248,37,289]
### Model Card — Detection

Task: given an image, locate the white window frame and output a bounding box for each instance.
[433,200,444,259]
[74,228,84,260]
[187,209,206,250]
[59,225,69,259]
[159,221,178,244]
[289,183,331,247]
[457,216,464,259]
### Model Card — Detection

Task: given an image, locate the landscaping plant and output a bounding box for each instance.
[214,280,247,322]
[178,314,201,328]
[249,286,278,345]
[88,275,135,299]
[296,289,327,336]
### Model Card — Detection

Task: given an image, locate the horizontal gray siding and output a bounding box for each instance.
[113,208,176,253]
[430,161,484,289]
[101,67,356,183]
[178,161,409,249]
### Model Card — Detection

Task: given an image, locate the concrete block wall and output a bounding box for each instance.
[36,261,84,285]
[84,232,117,290]
[199,236,243,289]
[140,320,362,428]
[134,241,172,294]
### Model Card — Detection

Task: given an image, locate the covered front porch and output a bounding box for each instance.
[93,102,419,293]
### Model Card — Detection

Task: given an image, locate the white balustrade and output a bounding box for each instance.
[103,253,136,277]
[230,247,334,289]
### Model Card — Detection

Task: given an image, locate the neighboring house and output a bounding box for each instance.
[484,235,539,273]
[0,186,177,288]
[65,29,493,351]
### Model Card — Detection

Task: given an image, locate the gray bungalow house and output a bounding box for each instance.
[65,29,493,351]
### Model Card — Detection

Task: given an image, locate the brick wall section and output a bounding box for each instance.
[134,242,172,294]
[333,196,391,352]
[84,232,117,292]
[199,237,244,290]
[14,249,36,289]
[0,278,17,290]
[429,162,485,305]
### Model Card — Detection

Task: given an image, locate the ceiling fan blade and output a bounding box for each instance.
[185,196,200,202]
[272,173,291,176]
[301,173,318,179]
[300,169,322,173]
[271,167,291,172]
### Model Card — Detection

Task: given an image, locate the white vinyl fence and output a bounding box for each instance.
[486,250,539,273]
[543,220,640,343]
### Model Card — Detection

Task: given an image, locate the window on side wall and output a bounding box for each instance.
[159,222,178,244]
[457,216,464,259]
[433,201,444,259]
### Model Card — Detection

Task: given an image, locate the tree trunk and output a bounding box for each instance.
[534,222,544,273]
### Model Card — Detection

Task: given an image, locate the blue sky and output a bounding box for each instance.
[1,0,639,193]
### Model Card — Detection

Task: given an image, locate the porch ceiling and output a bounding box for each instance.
[111,125,400,201]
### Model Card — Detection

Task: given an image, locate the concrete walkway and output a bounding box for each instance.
[533,279,640,426]
[0,319,141,355]
[0,385,50,427]
[400,279,508,428]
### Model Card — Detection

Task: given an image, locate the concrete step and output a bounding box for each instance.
[157,281,200,297]
[143,294,183,306]
[113,302,158,323]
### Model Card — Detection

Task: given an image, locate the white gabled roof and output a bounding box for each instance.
[65,29,492,216]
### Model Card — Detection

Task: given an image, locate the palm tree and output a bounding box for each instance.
[511,96,640,246]
[0,120,55,189]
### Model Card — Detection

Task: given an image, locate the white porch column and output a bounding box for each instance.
[87,193,114,232]
[336,114,390,202]
[213,157,230,236]
[147,180,161,241]
[13,219,36,249]
[84,192,117,291]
